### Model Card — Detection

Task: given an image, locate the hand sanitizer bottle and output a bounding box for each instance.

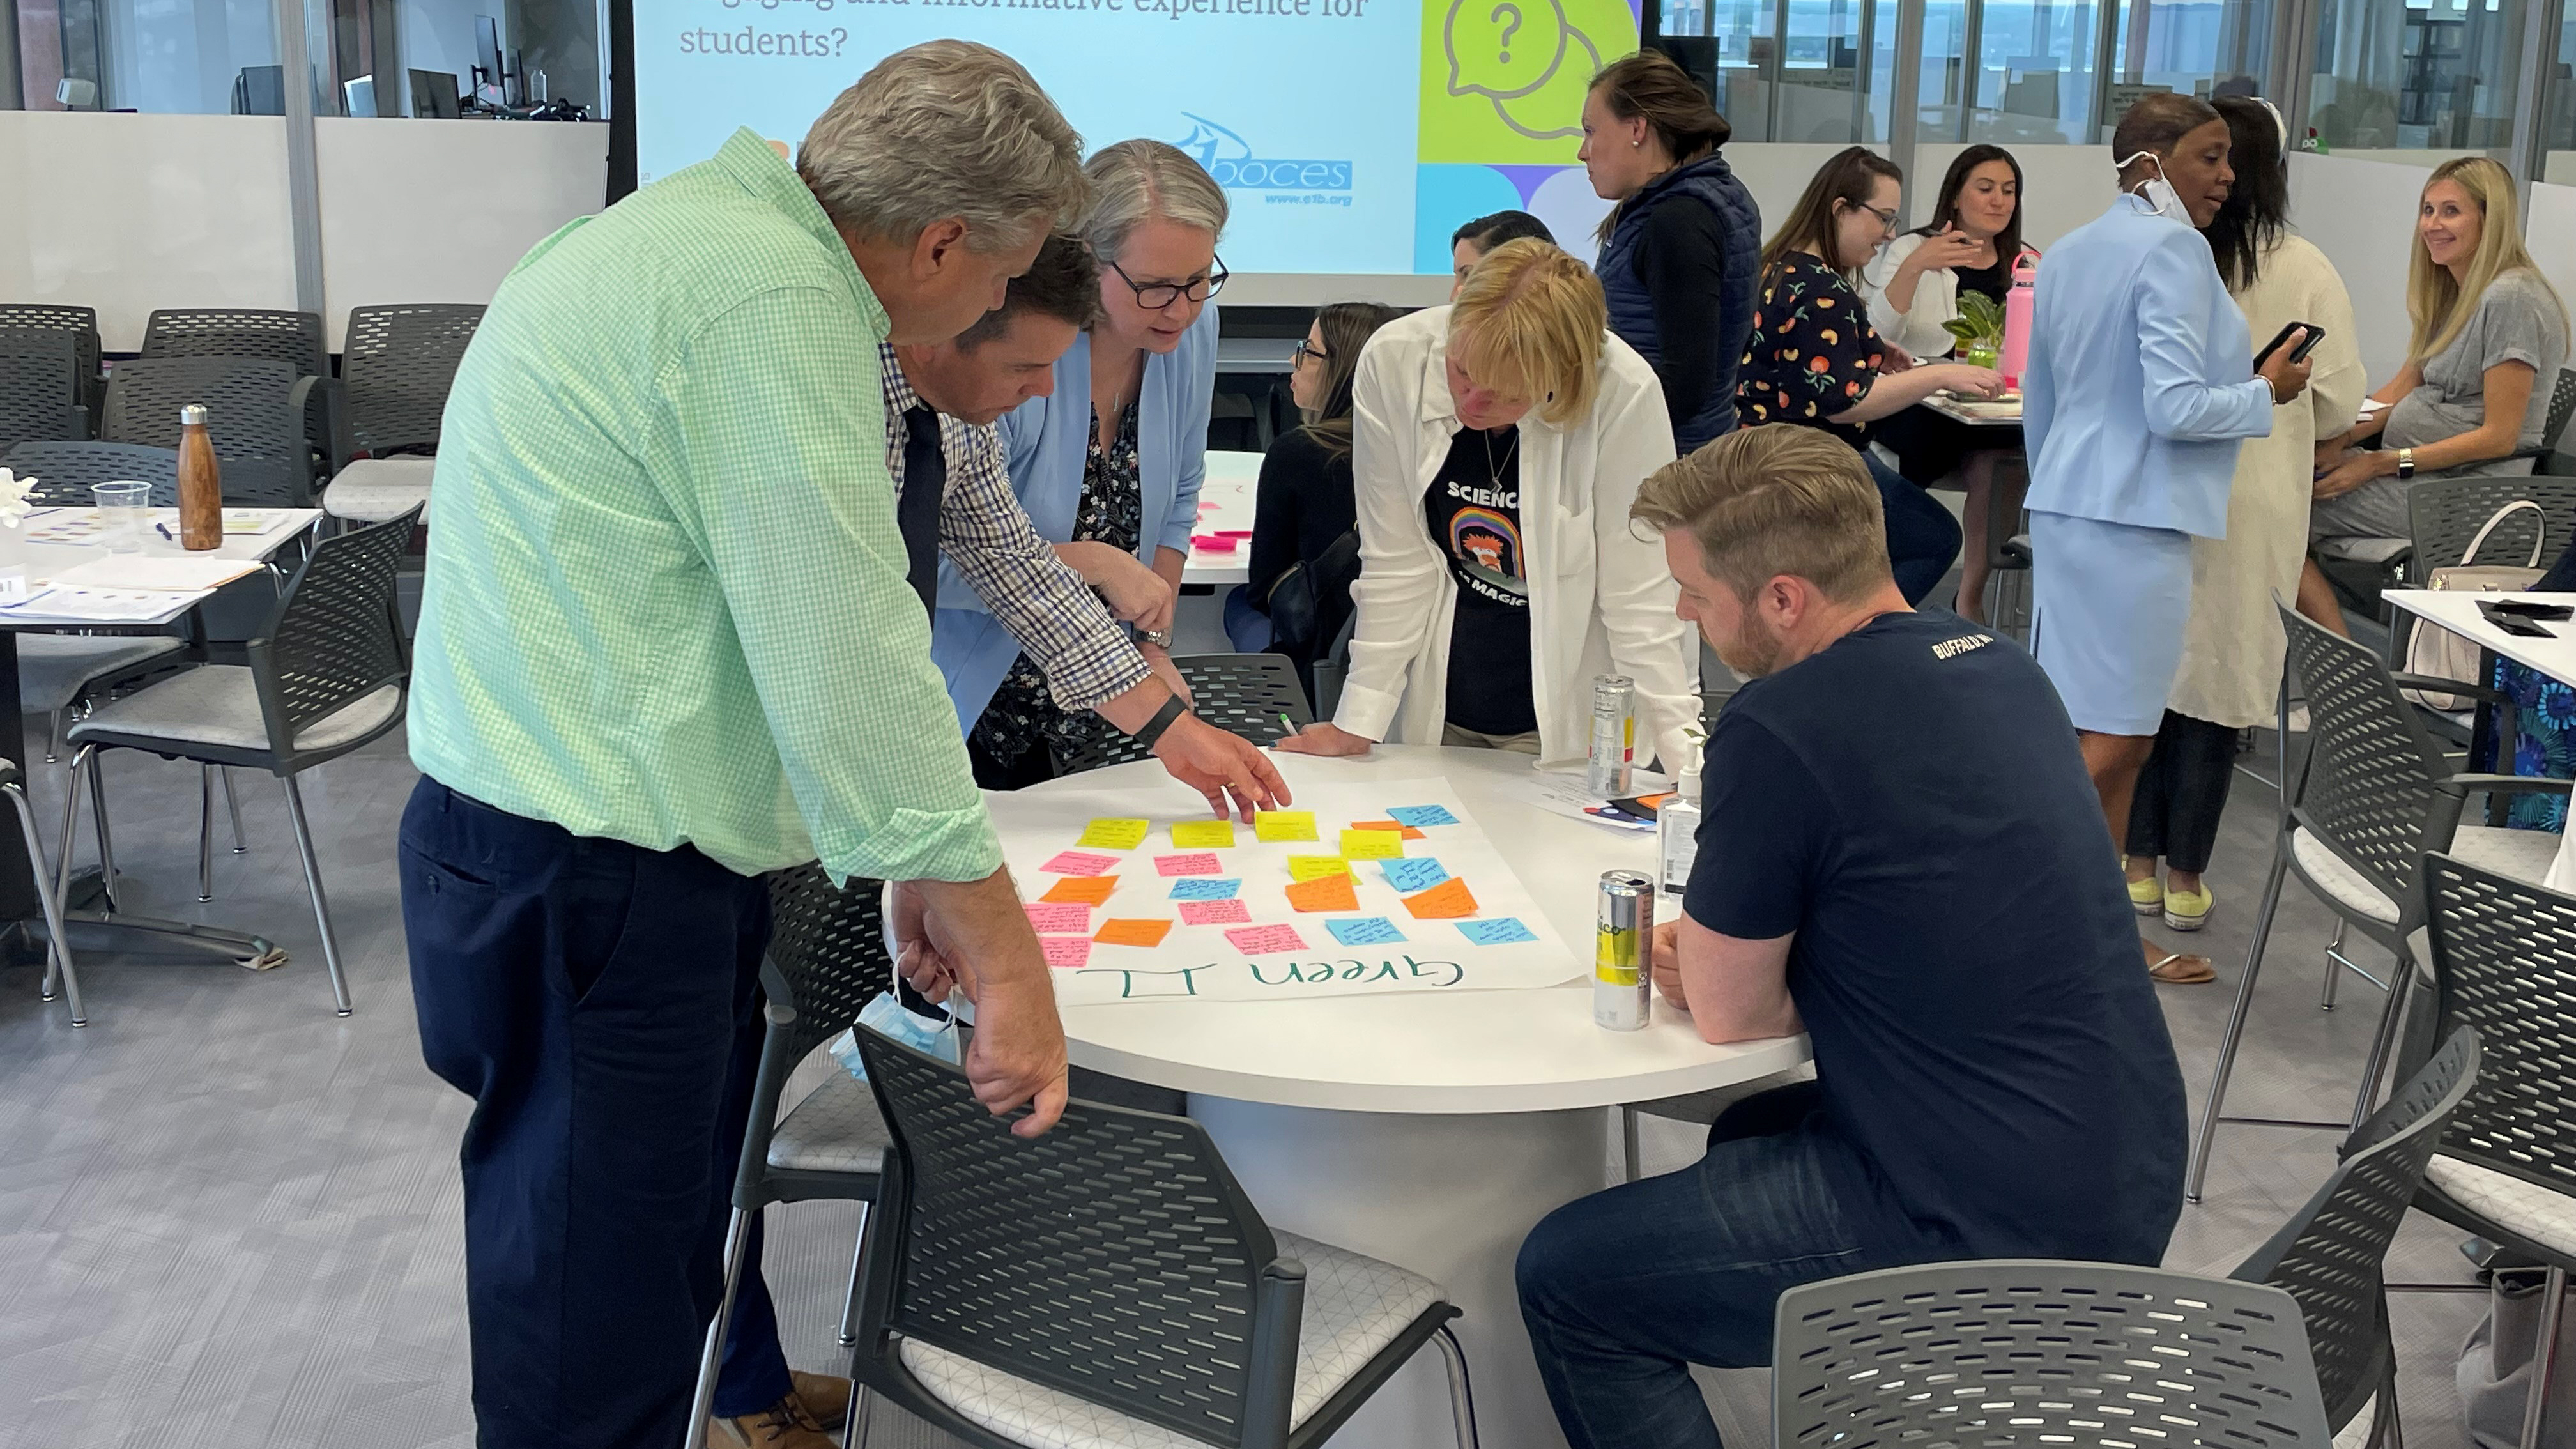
[1658,723,1706,909]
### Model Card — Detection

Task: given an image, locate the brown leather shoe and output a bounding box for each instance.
[707,1390,836,1449]
[788,1372,850,1431]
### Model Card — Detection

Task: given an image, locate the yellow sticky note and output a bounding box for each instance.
[1339,827,1403,860]
[1286,855,1352,882]
[1171,820,1238,849]
[1077,818,1150,850]
[1254,809,1319,843]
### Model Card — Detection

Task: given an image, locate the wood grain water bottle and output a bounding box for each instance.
[176,404,222,551]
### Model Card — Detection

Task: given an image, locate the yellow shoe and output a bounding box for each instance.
[2127,876,2163,916]
[2164,884,2214,932]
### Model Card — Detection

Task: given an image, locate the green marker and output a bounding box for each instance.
[1276,712,1297,742]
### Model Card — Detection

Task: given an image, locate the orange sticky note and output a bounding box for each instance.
[1401,877,1479,919]
[1353,818,1428,840]
[1041,876,1117,906]
[1285,873,1360,913]
[1094,917,1173,947]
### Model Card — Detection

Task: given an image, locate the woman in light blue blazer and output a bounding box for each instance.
[2021,93,2310,921]
[934,139,1227,786]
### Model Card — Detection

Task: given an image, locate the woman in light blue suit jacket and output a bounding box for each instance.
[2021,93,2309,902]
[935,139,1228,786]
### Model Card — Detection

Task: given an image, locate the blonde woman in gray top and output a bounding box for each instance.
[2299,156,2568,633]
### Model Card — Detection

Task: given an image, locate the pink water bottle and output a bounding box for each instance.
[2000,252,2038,389]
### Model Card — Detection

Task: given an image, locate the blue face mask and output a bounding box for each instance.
[828,991,960,1080]
[2115,151,2193,227]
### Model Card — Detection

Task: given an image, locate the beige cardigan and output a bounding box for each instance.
[2168,235,2366,728]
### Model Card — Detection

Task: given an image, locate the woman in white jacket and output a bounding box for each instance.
[1278,239,1700,772]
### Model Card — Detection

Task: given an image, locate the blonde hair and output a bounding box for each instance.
[799,40,1090,252]
[2408,157,2568,364]
[1082,139,1229,263]
[1629,424,1889,601]
[1446,239,1606,427]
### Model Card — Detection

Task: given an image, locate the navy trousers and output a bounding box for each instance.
[1865,452,1965,607]
[401,777,778,1448]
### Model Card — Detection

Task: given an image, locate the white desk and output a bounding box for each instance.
[2384,589,2576,893]
[1181,449,1261,588]
[1917,392,2023,427]
[1011,746,1809,1449]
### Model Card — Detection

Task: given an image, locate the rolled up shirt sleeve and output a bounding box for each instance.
[658,288,1002,885]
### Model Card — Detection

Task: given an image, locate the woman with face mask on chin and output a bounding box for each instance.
[2020,93,2312,982]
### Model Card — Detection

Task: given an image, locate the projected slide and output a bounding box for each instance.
[631,0,1643,275]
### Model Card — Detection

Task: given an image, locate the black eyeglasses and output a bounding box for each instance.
[1290,339,1328,367]
[1110,256,1229,310]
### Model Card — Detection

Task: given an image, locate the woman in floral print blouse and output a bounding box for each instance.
[1736,146,2007,602]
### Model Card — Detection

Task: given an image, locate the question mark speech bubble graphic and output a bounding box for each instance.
[1490,2,1521,61]
[1443,0,1563,100]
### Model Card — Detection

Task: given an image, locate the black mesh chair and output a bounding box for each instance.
[4,440,180,507]
[323,303,483,525]
[2410,856,2576,1449]
[138,307,332,463]
[2317,463,2576,627]
[0,331,85,450]
[57,509,417,1017]
[100,357,315,506]
[846,1029,1478,1449]
[684,864,896,1448]
[1,755,85,1028]
[1774,1260,2334,1449]
[0,304,105,423]
[2186,606,2565,1202]
[1056,654,1312,774]
[2231,1025,2481,1448]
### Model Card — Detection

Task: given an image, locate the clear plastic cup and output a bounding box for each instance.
[91,481,150,553]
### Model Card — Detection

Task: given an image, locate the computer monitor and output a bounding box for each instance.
[409,69,462,119]
[344,75,376,118]
[232,65,285,117]
[475,16,508,102]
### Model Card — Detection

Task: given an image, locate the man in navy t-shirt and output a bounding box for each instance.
[1517,425,2185,1449]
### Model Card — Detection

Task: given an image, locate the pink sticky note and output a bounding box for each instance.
[1155,852,1223,877]
[1041,937,1092,968]
[1024,902,1089,933]
[1179,898,1252,926]
[1225,923,1308,955]
[1041,850,1118,877]
[1190,535,1241,552]
[1215,529,1254,539]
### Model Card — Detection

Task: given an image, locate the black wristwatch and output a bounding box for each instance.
[1131,693,1190,751]
[2396,447,2416,480]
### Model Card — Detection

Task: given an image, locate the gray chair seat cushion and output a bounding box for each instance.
[68,664,401,758]
[2425,1155,2576,1262]
[2288,824,2557,926]
[898,1229,1443,1449]
[323,456,432,523]
[765,1070,890,1176]
[1630,1062,1816,1126]
[17,633,185,714]
[2315,535,2411,565]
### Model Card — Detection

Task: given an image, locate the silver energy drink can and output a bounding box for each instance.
[1595,870,1654,1031]
[1588,675,1635,799]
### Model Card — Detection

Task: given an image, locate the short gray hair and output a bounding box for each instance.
[799,41,1090,253]
[1080,139,1229,264]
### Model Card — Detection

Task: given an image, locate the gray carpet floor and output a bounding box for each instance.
[0,723,2504,1448]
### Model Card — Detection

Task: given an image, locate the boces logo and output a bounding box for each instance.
[1174,114,1353,193]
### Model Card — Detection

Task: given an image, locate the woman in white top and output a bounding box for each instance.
[1861,144,2036,622]
[1277,239,1699,771]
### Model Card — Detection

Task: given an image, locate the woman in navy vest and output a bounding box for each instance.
[1580,50,1763,456]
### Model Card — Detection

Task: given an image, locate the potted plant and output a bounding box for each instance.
[1943,291,2006,371]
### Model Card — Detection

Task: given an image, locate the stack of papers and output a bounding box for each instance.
[0,586,192,622]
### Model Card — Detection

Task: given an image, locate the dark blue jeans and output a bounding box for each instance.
[402,778,777,1449]
[1867,451,1964,606]
[1517,1085,1929,1449]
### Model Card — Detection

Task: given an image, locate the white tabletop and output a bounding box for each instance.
[1181,450,1260,587]
[0,509,322,628]
[1034,745,1809,1114]
[2384,590,2576,685]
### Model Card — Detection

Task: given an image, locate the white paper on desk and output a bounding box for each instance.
[1500,770,1669,832]
[48,555,261,592]
[1,586,195,622]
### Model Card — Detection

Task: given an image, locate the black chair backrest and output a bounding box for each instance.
[853,1029,1296,1448]
[2545,367,2576,455]
[101,358,312,505]
[2404,474,2576,584]
[3,441,181,507]
[250,509,416,756]
[2280,604,2458,921]
[2423,854,2576,1203]
[140,307,326,381]
[0,332,82,451]
[1774,1260,2334,1449]
[0,305,103,410]
[341,303,484,456]
[762,863,894,1066]
[1057,652,1314,774]
[2232,1025,2481,1430]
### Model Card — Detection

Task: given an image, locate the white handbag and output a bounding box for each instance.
[2402,500,2548,711]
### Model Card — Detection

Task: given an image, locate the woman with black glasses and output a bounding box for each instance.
[936,138,1229,786]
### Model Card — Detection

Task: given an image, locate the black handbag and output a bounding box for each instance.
[1262,527,1361,659]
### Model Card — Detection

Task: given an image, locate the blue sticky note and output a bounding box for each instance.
[1386,804,1460,828]
[1169,878,1241,900]
[1458,917,1539,946]
[1379,857,1450,894]
[1326,916,1407,946]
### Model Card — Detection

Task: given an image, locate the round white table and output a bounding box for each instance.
[1036,746,1810,1449]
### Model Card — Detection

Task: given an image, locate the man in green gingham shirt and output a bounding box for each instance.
[398,43,1094,1449]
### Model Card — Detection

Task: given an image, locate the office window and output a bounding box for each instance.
[1917,0,1969,140]
[309,0,599,118]
[8,0,280,112]
[1972,0,2105,143]
[2106,0,2273,111]
[1655,0,1880,142]
[2308,0,2527,157]
[2539,5,2576,180]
